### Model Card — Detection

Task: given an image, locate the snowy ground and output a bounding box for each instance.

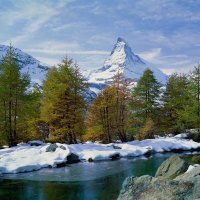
[0,135,200,174]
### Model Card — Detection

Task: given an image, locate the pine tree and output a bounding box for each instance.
[41,57,87,143]
[0,45,31,146]
[131,69,161,120]
[162,73,190,133]
[178,65,200,138]
[130,69,161,137]
[190,64,200,132]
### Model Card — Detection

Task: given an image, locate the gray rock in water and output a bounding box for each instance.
[46,143,58,152]
[155,155,189,179]
[88,158,93,162]
[118,156,200,200]
[66,153,80,164]
[118,174,199,200]
[56,153,80,167]
[109,153,120,160]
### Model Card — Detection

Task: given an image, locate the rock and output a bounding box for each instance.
[191,155,200,164]
[155,155,189,179]
[118,157,200,200]
[56,153,80,167]
[109,153,120,160]
[28,140,44,146]
[46,143,58,152]
[60,145,66,150]
[118,175,198,200]
[88,158,93,162]
[66,153,80,164]
[112,145,122,149]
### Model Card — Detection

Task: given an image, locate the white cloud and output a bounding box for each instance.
[139,48,162,62]
[139,47,196,74]
[126,0,200,22]
[25,48,109,56]
[161,68,176,75]
[2,0,72,44]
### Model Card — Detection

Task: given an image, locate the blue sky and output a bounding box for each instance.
[0,0,200,74]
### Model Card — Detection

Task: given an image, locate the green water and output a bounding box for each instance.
[0,153,196,200]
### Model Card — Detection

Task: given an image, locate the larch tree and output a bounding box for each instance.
[41,57,88,144]
[0,45,32,146]
[112,72,130,142]
[86,72,130,143]
[87,86,117,143]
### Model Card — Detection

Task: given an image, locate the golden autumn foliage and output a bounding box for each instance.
[85,72,130,143]
[41,57,88,144]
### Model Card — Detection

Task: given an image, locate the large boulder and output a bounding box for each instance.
[66,153,80,164]
[118,174,199,200]
[56,153,80,167]
[155,155,189,179]
[118,156,200,200]
[46,144,58,152]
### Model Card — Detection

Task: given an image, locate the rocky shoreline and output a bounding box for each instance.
[118,155,200,200]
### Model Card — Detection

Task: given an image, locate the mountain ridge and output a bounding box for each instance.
[0,44,49,86]
[0,39,167,95]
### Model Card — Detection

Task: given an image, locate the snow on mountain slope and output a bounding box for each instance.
[0,45,49,86]
[0,39,167,97]
[88,38,167,93]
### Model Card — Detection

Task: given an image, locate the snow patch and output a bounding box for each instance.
[0,136,200,174]
[186,164,200,173]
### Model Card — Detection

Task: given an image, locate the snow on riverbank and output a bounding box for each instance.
[128,137,200,152]
[0,144,71,173]
[0,136,200,174]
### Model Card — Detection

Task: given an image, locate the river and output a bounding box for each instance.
[0,152,197,200]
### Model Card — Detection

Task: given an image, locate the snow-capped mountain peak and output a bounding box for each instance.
[88,38,167,93]
[0,44,50,86]
[106,37,145,67]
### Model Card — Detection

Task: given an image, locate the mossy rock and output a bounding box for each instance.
[155,155,189,180]
[191,155,200,164]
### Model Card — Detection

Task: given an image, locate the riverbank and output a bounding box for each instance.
[0,135,200,174]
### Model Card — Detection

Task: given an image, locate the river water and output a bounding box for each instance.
[0,152,197,200]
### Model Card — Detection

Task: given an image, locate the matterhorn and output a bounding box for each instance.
[88,37,167,93]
